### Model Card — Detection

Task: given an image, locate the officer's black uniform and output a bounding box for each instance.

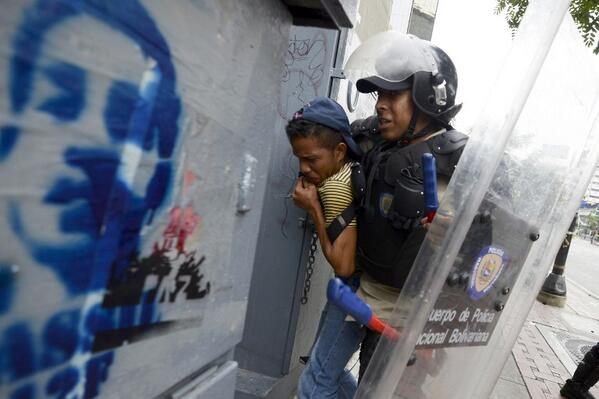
[561,342,599,399]
[356,129,466,290]
[354,126,467,380]
[344,32,467,381]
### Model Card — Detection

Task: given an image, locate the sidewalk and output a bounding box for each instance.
[491,277,599,398]
[289,246,599,399]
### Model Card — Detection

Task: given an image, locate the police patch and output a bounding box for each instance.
[468,246,507,300]
[379,192,393,217]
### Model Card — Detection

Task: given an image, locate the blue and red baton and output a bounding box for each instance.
[327,278,400,340]
[422,153,438,223]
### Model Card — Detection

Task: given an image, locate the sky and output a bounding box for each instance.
[431,0,599,201]
[431,0,599,134]
[432,0,512,130]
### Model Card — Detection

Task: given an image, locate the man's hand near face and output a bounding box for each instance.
[292,175,356,277]
[292,176,322,216]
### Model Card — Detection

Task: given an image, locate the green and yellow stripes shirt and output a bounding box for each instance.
[317,161,357,228]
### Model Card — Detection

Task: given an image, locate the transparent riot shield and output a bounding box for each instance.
[349,0,599,398]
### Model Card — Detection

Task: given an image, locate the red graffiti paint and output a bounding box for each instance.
[183,170,197,194]
[160,205,200,254]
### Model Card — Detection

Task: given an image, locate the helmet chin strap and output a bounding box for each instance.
[399,108,420,147]
[399,108,441,147]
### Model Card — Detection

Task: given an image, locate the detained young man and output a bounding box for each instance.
[286,97,363,399]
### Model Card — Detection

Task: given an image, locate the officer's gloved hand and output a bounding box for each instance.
[421,212,453,249]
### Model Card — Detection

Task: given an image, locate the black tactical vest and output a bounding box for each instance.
[356,130,468,289]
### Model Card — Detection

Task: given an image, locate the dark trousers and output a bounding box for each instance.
[359,328,381,382]
[561,342,599,399]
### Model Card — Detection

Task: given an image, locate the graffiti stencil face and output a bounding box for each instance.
[5,13,180,294]
[0,1,209,398]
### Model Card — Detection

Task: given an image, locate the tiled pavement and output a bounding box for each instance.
[492,279,599,399]
[344,282,599,399]
[511,320,570,398]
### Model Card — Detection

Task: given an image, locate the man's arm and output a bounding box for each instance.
[292,177,356,277]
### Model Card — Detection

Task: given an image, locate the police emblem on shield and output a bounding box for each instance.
[468,246,507,300]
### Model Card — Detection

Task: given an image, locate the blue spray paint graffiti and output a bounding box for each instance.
[37,62,86,121]
[0,126,19,162]
[0,0,205,397]
[0,312,116,398]
[0,266,15,316]
[6,0,181,291]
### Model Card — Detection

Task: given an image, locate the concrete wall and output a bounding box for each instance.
[0,0,430,397]
[355,0,394,41]
[0,0,291,398]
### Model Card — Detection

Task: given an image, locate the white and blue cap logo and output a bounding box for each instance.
[468,246,507,300]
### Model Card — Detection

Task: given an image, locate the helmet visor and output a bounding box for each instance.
[344,31,438,93]
[355,76,413,93]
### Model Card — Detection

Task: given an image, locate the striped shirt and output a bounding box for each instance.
[317,162,357,227]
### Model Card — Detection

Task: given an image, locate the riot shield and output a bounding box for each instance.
[350,0,599,398]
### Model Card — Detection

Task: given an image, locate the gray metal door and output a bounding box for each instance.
[236,25,342,379]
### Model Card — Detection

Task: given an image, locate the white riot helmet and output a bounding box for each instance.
[345,31,462,128]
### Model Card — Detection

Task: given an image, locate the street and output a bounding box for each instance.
[566,237,599,298]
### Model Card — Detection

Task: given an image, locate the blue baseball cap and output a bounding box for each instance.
[293,97,363,159]
[294,96,350,134]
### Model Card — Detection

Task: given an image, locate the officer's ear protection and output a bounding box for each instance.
[430,72,447,108]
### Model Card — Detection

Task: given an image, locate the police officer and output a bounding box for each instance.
[344,32,468,380]
[561,342,599,399]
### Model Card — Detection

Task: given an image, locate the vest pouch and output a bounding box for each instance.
[351,162,366,204]
[387,170,426,230]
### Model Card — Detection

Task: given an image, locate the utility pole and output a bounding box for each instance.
[537,214,578,307]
